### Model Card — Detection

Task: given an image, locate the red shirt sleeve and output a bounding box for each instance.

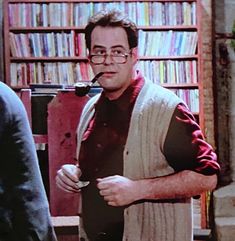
[163,103,220,175]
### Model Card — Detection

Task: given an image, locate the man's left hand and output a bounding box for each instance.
[97,175,139,206]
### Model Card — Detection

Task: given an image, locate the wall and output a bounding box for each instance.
[214,0,235,185]
[213,1,235,241]
[200,0,215,148]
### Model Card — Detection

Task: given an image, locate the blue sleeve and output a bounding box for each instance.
[0,82,57,241]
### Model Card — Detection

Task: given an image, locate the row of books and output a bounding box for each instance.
[10,61,199,112]
[138,30,198,56]
[9,32,86,58]
[10,62,94,86]
[9,2,196,28]
[10,61,198,86]
[171,89,199,113]
[9,30,197,58]
[137,60,197,84]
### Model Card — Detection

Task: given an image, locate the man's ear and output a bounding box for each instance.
[131,47,138,64]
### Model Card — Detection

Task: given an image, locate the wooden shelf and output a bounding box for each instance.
[10,57,88,62]
[8,0,197,3]
[9,26,86,32]
[162,83,198,88]
[9,25,198,32]
[139,55,198,60]
[10,55,198,62]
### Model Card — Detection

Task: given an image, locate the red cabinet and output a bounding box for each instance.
[47,90,88,215]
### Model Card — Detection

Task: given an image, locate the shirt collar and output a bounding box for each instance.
[96,71,145,112]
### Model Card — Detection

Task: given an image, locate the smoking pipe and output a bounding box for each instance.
[75,72,104,96]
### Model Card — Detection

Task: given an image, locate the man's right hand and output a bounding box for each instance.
[56,164,82,193]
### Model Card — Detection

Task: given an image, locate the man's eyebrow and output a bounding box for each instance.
[111,45,126,49]
[92,45,126,49]
[92,45,105,49]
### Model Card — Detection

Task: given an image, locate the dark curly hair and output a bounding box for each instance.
[85,10,138,51]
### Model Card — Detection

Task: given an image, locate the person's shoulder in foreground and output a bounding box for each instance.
[0,81,57,241]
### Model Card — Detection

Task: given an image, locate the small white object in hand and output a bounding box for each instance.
[76,181,90,189]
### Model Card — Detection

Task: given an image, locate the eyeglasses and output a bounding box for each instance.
[89,50,131,65]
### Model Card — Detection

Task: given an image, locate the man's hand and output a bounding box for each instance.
[97,175,139,206]
[56,164,82,193]
[96,171,218,206]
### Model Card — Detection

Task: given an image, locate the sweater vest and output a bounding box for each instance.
[76,81,193,241]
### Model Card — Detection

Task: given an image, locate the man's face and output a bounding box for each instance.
[89,26,137,99]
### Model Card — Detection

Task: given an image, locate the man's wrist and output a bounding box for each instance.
[133,178,154,201]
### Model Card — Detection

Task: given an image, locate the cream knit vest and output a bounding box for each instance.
[76,81,193,241]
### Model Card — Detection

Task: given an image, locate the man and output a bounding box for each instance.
[56,10,220,241]
[0,82,57,241]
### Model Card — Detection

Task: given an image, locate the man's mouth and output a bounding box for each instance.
[102,71,116,77]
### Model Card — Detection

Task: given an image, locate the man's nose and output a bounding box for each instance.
[104,54,114,65]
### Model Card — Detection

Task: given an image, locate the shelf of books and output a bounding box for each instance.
[4,0,200,114]
[4,0,207,229]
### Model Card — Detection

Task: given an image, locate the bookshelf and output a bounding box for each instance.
[3,0,200,114]
[3,0,210,231]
